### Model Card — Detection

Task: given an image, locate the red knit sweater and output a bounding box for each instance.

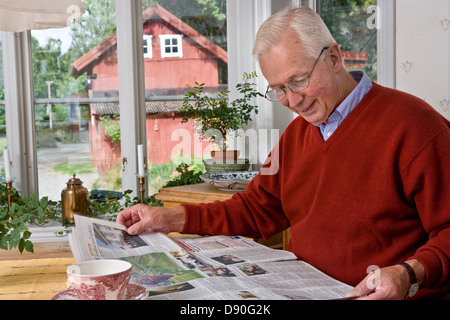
[182,83,450,298]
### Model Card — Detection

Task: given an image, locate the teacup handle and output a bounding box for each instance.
[67,265,81,274]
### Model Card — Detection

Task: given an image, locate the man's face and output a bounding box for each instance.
[259,32,343,125]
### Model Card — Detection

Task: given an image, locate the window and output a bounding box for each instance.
[143,35,153,59]
[2,0,233,199]
[159,34,183,58]
[31,0,119,201]
[142,0,227,193]
[318,0,378,82]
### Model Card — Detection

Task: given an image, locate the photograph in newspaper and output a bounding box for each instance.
[68,215,353,300]
[93,223,147,250]
[122,252,204,288]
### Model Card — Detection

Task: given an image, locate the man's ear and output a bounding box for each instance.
[327,43,344,73]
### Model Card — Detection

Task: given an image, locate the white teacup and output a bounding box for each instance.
[67,259,132,300]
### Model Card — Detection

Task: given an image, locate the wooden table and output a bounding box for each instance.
[0,242,75,300]
[0,241,73,261]
[156,183,288,249]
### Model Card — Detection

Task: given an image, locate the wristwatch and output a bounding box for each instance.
[398,262,419,298]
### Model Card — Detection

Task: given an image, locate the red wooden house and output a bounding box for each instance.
[71,4,227,173]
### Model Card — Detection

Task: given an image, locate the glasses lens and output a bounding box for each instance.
[266,89,285,101]
[289,78,309,93]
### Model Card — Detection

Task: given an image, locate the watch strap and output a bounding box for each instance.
[398,262,419,298]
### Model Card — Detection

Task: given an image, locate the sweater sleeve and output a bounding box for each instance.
[181,144,290,240]
[402,127,450,289]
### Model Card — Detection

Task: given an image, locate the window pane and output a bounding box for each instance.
[31,0,119,201]
[141,0,227,194]
[318,0,377,81]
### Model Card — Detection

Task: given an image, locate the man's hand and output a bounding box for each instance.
[116,204,186,235]
[347,259,425,300]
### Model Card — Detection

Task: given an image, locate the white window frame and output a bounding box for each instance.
[116,0,147,196]
[143,34,153,59]
[376,0,396,89]
[159,34,183,58]
[2,31,38,195]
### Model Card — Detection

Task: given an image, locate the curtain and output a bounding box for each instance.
[0,0,84,32]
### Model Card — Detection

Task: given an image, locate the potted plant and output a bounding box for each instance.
[179,71,263,168]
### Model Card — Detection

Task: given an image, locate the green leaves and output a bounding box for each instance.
[179,72,263,150]
[0,221,34,254]
[164,163,204,187]
[18,231,34,254]
[0,186,58,254]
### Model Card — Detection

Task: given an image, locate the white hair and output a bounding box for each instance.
[253,6,336,59]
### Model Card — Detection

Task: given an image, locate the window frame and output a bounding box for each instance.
[143,34,153,59]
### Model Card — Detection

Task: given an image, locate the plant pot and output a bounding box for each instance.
[211,150,239,162]
[203,159,250,173]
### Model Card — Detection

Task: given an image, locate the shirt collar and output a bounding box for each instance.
[314,70,372,128]
[335,70,373,120]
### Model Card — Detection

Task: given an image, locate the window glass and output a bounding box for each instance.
[141,0,227,194]
[31,0,119,201]
[318,0,378,81]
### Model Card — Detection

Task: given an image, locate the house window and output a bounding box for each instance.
[159,34,183,58]
[143,35,153,59]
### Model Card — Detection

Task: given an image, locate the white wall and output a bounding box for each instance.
[396,0,450,120]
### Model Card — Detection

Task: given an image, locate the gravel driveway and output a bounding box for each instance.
[37,141,100,201]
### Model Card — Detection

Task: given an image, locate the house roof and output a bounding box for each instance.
[90,86,227,115]
[90,101,184,116]
[71,3,228,77]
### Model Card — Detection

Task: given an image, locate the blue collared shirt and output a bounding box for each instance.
[315,71,373,141]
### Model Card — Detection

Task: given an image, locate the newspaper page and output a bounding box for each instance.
[68,215,353,300]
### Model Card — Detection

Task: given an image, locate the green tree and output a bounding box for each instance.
[65,0,117,63]
[142,0,226,49]
[31,36,87,124]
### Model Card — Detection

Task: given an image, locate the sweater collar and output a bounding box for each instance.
[314,71,373,140]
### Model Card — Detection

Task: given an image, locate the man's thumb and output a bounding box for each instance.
[127,222,145,235]
[345,274,375,299]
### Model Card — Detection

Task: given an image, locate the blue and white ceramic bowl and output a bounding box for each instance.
[200,171,258,191]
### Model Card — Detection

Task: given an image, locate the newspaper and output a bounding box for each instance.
[68,215,353,300]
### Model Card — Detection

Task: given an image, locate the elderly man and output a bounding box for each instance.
[117,7,450,300]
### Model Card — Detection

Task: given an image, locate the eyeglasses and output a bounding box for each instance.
[264,46,329,102]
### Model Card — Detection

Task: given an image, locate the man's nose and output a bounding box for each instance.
[282,88,304,108]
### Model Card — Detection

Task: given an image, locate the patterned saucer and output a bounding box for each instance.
[200,171,258,191]
[51,283,148,300]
